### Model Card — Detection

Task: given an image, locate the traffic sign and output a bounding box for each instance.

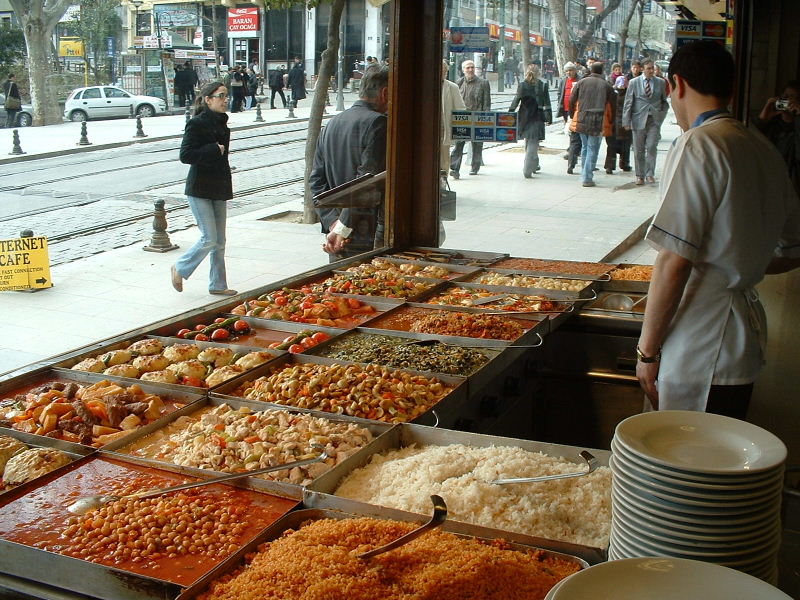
[0,236,53,292]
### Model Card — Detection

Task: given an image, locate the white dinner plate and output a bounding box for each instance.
[611,438,784,485]
[613,476,781,516]
[614,411,786,475]
[549,557,792,600]
[612,509,782,554]
[610,455,784,503]
[612,499,782,543]
[611,487,781,529]
[610,448,785,494]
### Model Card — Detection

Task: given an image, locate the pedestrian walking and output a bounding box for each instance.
[230,66,245,112]
[608,62,625,87]
[504,54,517,88]
[441,60,466,177]
[509,64,553,178]
[269,65,287,109]
[2,73,22,128]
[310,67,389,261]
[450,60,491,178]
[636,41,800,417]
[288,59,307,107]
[184,61,198,103]
[604,76,633,174]
[544,59,555,86]
[569,62,616,187]
[557,62,582,175]
[622,59,669,185]
[246,67,259,109]
[173,65,190,108]
[171,82,236,296]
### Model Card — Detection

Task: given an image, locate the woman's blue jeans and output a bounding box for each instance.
[175,196,228,291]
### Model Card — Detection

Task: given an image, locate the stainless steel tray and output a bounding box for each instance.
[177,505,589,600]
[601,264,652,293]
[306,327,508,397]
[210,353,468,428]
[488,257,616,278]
[0,368,205,449]
[369,255,483,279]
[385,246,508,267]
[100,395,394,500]
[465,269,598,298]
[226,296,400,329]
[305,423,611,565]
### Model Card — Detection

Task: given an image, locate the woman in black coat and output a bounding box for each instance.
[171,82,236,296]
[287,62,307,107]
[509,64,553,178]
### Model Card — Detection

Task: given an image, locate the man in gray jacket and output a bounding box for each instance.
[450,60,492,177]
[623,59,669,185]
[310,67,388,260]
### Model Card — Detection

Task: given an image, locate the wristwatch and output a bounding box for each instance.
[636,346,662,363]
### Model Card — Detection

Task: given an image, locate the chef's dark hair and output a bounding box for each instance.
[668,40,734,99]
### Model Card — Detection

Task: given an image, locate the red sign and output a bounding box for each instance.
[488,23,543,45]
[228,8,259,32]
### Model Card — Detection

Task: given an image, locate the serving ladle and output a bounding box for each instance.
[490,451,599,485]
[357,494,448,559]
[67,447,330,515]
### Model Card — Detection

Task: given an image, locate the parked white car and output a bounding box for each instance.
[0,93,33,127]
[64,86,167,122]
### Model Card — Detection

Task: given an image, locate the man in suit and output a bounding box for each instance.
[623,59,669,185]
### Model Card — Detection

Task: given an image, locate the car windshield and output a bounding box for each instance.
[82,88,101,99]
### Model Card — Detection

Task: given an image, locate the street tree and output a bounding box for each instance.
[9,0,73,125]
[577,0,623,56]
[69,0,122,85]
[618,0,641,65]
[547,0,577,73]
[519,0,532,73]
[0,27,25,77]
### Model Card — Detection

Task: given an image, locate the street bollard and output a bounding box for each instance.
[77,122,92,146]
[9,129,26,155]
[254,102,264,122]
[286,100,296,119]
[134,115,148,138]
[143,199,179,253]
[129,104,135,119]
[184,105,191,130]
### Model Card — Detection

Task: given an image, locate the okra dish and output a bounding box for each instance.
[70,338,274,388]
[311,272,435,299]
[231,362,454,422]
[314,332,493,376]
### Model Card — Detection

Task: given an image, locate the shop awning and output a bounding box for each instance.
[167,32,197,51]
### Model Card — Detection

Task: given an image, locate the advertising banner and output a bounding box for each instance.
[228,8,259,32]
[451,111,518,142]
[448,27,490,53]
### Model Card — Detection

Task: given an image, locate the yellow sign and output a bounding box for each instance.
[0,237,53,291]
[59,38,84,57]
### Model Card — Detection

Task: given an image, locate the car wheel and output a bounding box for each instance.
[136,104,155,118]
[17,113,32,127]
[70,110,88,122]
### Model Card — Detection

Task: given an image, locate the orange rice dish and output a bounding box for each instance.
[198,517,580,600]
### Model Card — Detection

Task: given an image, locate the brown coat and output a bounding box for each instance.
[569,73,615,137]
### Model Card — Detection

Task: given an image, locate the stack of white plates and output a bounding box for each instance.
[608,410,786,584]
[544,557,791,599]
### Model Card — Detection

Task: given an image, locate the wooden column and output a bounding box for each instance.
[385,0,444,248]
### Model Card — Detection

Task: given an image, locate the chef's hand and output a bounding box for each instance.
[636,360,660,410]
[322,231,347,255]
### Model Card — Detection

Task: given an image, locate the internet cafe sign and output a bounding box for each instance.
[228,8,259,33]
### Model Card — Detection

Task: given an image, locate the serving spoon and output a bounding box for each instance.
[67,447,329,515]
[399,333,543,349]
[490,451,599,485]
[357,495,448,559]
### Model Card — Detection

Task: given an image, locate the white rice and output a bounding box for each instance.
[334,444,612,548]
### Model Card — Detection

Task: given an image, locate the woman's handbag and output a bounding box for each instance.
[4,95,21,110]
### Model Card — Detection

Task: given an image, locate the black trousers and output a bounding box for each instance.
[705,384,754,421]
[270,87,286,108]
[450,141,483,174]
[604,137,631,170]
[567,131,582,169]
[231,88,244,112]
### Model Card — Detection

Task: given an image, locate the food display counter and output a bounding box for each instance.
[0,248,652,600]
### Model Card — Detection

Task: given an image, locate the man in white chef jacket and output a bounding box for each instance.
[636,40,800,419]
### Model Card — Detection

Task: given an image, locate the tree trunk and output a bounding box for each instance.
[10,0,73,126]
[634,0,645,60]
[520,0,531,73]
[578,0,623,51]
[618,0,639,65]
[547,0,575,75]
[302,0,345,225]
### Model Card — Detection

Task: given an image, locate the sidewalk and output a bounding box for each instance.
[0,111,680,376]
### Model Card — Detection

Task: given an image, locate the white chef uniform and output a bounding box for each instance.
[645,111,800,411]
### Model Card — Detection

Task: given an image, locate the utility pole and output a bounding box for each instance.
[335,1,346,111]
[497,0,505,92]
